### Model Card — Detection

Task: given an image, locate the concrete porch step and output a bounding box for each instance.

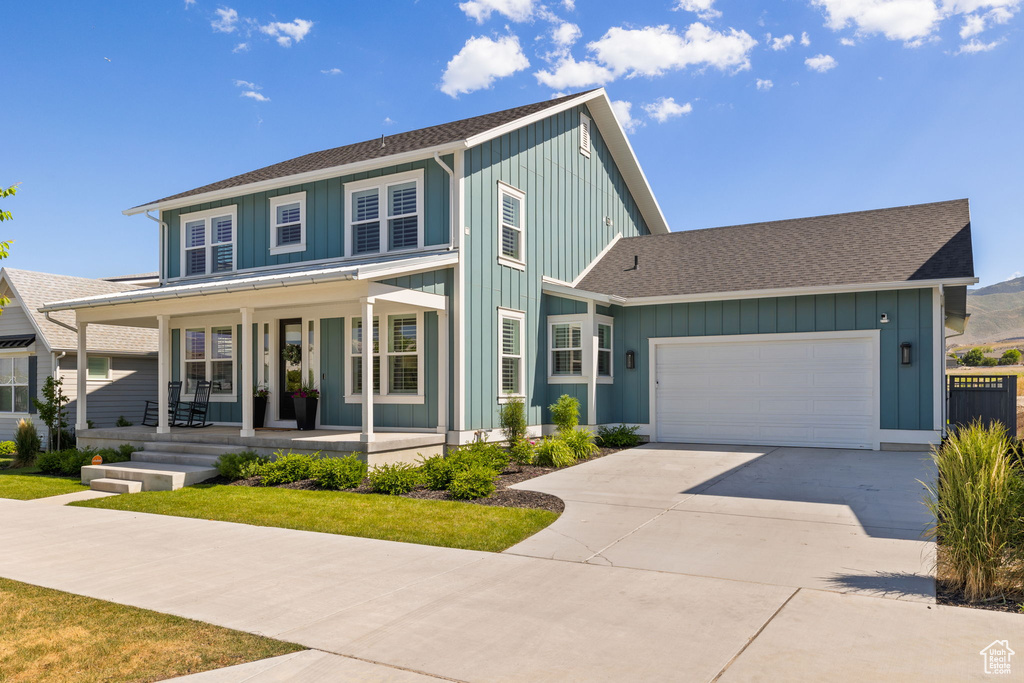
[90,478,143,494]
[140,441,238,457]
[81,461,218,492]
[133,451,222,467]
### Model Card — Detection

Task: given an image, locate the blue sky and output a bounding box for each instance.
[2,0,1021,286]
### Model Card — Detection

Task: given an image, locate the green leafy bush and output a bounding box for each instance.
[999,349,1022,365]
[116,416,134,427]
[238,459,268,479]
[368,462,422,495]
[448,441,509,474]
[259,452,318,486]
[0,441,16,456]
[419,454,454,490]
[499,396,528,445]
[923,422,1024,601]
[448,463,497,500]
[216,451,268,480]
[13,418,41,466]
[596,424,641,448]
[36,447,132,476]
[981,357,999,367]
[310,455,367,490]
[509,439,535,466]
[549,394,580,433]
[117,444,139,459]
[562,427,599,461]
[534,437,576,468]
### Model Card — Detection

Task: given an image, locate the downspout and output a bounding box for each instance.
[433,151,457,442]
[433,152,455,249]
[145,211,168,284]
[44,311,77,333]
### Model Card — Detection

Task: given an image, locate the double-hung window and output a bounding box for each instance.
[387,315,418,394]
[345,169,423,257]
[597,320,613,380]
[269,192,306,255]
[348,312,422,402]
[0,356,30,413]
[498,308,525,398]
[497,182,525,269]
[350,317,381,395]
[87,357,111,381]
[182,326,235,399]
[181,206,236,277]
[550,321,583,376]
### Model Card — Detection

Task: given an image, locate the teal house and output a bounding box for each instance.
[44,89,975,460]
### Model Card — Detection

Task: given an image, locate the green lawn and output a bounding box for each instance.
[0,577,302,683]
[73,484,559,552]
[0,458,89,500]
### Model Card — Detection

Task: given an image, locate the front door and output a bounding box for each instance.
[279,318,303,421]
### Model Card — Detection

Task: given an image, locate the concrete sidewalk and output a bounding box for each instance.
[0,498,1018,681]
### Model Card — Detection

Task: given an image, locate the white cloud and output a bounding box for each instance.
[233,79,259,89]
[321,67,342,75]
[610,100,642,132]
[960,12,987,35]
[805,53,838,71]
[551,22,582,47]
[812,0,942,43]
[588,23,758,77]
[232,42,249,53]
[563,0,575,8]
[958,36,1003,50]
[260,18,313,47]
[441,35,530,96]
[241,90,270,102]
[840,36,858,44]
[756,78,774,90]
[801,31,811,45]
[770,33,795,49]
[212,7,239,33]
[383,117,395,125]
[535,56,615,88]
[643,96,693,122]
[459,0,536,23]
[184,0,196,8]
[674,0,722,20]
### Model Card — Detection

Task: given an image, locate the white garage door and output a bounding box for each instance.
[654,333,877,449]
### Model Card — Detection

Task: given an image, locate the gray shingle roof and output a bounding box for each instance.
[576,199,974,298]
[1,268,158,354]
[134,90,596,210]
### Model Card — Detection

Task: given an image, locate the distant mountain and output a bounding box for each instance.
[970,276,1024,296]
[960,281,1024,345]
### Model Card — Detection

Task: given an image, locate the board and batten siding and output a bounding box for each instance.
[62,355,159,429]
[162,156,453,280]
[607,288,935,432]
[462,105,651,431]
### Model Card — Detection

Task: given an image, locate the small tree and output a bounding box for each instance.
[549,394,580,433]
[498,396,527,445]
[34,375,70,451]
[963,348,986,367]
[998,349,1022,366]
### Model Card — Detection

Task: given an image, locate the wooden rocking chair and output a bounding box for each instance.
[142,381,182,427]
[176,380,213,428]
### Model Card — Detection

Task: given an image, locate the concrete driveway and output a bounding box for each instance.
[507,443,937,601]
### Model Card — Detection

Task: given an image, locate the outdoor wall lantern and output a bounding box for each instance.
[625,350,636,370]
[901,342,912,366]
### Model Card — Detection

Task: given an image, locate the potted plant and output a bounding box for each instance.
[291,379,320,431]
[253,384,270,429]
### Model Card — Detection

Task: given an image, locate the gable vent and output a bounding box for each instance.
[579,112,591,158]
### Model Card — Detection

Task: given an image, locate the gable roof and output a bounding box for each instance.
[575,199,975,300]
[123,89,670,234]
[0,268,158,354]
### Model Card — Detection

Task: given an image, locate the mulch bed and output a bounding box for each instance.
[936,582,1023,614]
[222,446,624,513]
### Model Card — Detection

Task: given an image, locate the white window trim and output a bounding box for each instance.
[497,181,526,271]
[0,352,32,415]
[596,314,614,384]
[269,191,307,256]
[86,356,112,382]
[179,205,238,279]
[548,313,586,383]
[344,308,424,405]
[579,112,591,158]
[344,169,425,258]
[178,325,237,403]
[497,307,526,402]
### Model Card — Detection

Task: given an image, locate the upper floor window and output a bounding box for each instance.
[497,182,526,270]
[269,192,306,255]
[181,206,237,277]
[579,112,591,158]
[0,356,29,413]
[345,169,424,257]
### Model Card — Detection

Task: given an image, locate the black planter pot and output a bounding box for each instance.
[293,396,318,431]
[253,396,268,429]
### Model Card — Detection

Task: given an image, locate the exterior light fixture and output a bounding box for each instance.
[880,313,890,324]
[901,342,912,366]
[625,350,636,370]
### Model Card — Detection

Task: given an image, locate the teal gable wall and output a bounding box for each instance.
[462,104,651,431]
[162,157,453,279]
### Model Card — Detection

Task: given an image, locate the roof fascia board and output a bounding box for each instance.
[123,143,466,216]
[463,91,604,148]
[571,232,622,287]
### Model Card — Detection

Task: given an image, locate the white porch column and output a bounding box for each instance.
[361,297,374,442]
[437,309,449,435]
[76,322,88,431]
[240,307,255,438]
[586,300,597,426]
[157,315,171,434]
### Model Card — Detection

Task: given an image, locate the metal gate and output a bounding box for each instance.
[947,375,1018,437]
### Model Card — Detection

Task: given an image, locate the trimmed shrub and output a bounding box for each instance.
[509,439,535,466]
[923,422,1024,601]
[13,419,41,466]
[238,459,269,480]
[368,462,421,495]
[116,443,139,459]
[36,447,131,476]
[116,416,134,427]
[310,455,367,490]
[534,438,575,468]
[562,427,599,461]
[448,463,497,500]
[0,441,16,456]
[596,424,641,449]
[549,394,580,433]
[419,454,454,490]
[980,357,999,367]
[498,396,528,445]
[259,452,318,486]
[216,451,268,480]
[448,441,509,474]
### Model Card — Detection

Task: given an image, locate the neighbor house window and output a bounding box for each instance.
[350,316,380,395]
[345,170,423,257]
[387,315,418,394]
[550,321,582,376]
[182,326,235,398]
[498,308,525,397]
[0,356,29,413]
[87,356,111,381]
[497,183,525,269]
[180,206,236,277]
[579,112,591,158]
[597,322,613,378]
[269,192,306,255]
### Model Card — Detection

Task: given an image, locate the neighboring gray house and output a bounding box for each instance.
[0,268,158,444]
